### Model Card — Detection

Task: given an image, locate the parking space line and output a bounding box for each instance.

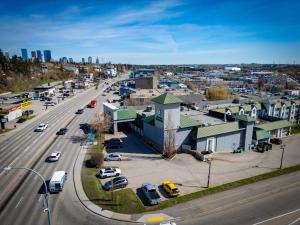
[147,216,165,222]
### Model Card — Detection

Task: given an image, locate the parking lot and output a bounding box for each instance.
[103,132,300,203]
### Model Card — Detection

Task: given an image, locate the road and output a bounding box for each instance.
[174,171,300,225]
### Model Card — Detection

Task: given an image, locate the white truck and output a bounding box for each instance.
[49,171,67,193]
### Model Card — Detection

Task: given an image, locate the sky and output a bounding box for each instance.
[0,0,300,64]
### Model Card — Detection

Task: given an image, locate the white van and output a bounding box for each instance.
[49,171,67,193]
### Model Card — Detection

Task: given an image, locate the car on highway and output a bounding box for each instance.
[103,176,128,191]
[44,101,56,106]
[76,108,84,114]
[48,152,61,162]
[56,128,67,135]
[270,138,282,145]
[162,181,180,197]
[34,123,48,132]
[104,153,122,161]
[96,167,121,178]
[17,118,27,123]
[141,183,161,205]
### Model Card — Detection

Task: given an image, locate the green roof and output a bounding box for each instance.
[254,129,271,140]
[151,92,183,105]
[180,115,201,129]
[116,106,137,121]
[235,114,256,122]
[196,122,242,139]
[255,120,292,131]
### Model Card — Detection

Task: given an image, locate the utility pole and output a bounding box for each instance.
[206,160,212,188]
[280,144,286,169]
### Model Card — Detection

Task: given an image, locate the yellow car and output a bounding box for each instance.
[162,181,180,197]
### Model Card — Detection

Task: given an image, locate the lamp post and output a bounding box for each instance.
[280,144,286,169]
[206,160,212,188]
[4,166,52,225]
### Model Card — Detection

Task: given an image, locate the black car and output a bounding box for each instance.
[270,138,282,145]
[104,138,123,149]
[57,128,67,135]
[17,118,27,123]
[76,109,84,114]
[103,176,128,191]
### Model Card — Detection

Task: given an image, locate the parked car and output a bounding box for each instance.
[190,105,199,110]
[79,123,90,130]
[270,138,282,145]
[76,109,84,114]
[162,181,180,197]
[256,142,272,153]
[105,138,123,149]
[104,153,122,161]
[56,128,67,135]
[141,183,161,205]
[102,93,107,96]
[103,176,128,191]
[35,123,48,132]
[17,118,27,123]
[96,167,121,178]
[48,152,61,162]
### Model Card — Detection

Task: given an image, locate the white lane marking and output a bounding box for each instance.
[253,208,300,225]
[32,139,37,144]
[15,196,23,208]
[38,195,43,202]
[288,217,300,225]
[24,146,30,152]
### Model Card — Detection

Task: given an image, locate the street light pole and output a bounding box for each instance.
[4,166,52,225]
[280,144,286,169]
[206,160,212,188]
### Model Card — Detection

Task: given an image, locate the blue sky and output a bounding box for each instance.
[0,0,299,64]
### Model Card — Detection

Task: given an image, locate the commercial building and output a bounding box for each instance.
[82,58,85,63]
[103,92,295,153]
[37,50,43,61]
[96,57,99,64]
[21,49,28,60]
[31,51,37,59]
[88,56,92,64]
[43,50,52,62]
[135,76,158,89]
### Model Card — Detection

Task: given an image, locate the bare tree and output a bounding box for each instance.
[163,112,177,158]
[91,112,112,135]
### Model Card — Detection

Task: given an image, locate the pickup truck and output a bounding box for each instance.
[141,183,161,205]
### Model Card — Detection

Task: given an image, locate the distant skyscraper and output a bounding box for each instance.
[4,51,10,59]
[60,57,68,63]
[37,50,42,61]
[43,50,52,62]
[21,49,28,60]
[82,58,85,63]
[69,58,73,63]
[31,51,37,59]
[96,57,99,64]
[88,56,92,64]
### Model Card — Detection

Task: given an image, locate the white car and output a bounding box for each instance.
[191,105,200,110]
[48,152,61,162]
[45,101,56,106]
[96,167,121,178]
[35,123,48,132]
[104,153,122,161]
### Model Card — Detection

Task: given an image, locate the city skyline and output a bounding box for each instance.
[0,0,299,64]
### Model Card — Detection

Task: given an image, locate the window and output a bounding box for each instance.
[206,138,215,152]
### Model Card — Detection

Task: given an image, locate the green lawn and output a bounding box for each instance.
[81,167,145,214]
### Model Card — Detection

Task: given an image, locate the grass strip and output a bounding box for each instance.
[291,124,300,135]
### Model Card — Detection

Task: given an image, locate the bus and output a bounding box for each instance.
[49,171,68,193]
